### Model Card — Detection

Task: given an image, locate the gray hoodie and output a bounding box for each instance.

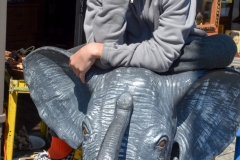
[84,0,208,72]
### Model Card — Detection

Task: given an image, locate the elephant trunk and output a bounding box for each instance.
[97,92,133,160]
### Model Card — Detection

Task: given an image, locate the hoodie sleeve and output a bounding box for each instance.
[84,0,129,44]
[84,0,198,72]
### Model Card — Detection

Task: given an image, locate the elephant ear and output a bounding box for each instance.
[174,69,240,160]
[23,46,91,149]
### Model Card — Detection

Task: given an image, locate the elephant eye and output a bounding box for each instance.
[158,136,168,148]
[159,140,166,147]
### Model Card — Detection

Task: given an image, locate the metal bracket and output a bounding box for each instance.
[9,78,29,94]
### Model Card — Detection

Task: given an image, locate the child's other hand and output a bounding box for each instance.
[69,43,103,83]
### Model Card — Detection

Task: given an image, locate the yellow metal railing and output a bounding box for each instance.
[5,78,48,160]
[5,77,82,160]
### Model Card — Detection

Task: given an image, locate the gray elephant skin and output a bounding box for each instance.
[23,46,240,160]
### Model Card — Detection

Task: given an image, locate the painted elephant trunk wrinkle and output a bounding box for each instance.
[97,92,133,160]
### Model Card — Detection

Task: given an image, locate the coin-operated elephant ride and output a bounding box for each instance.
[23,46,240,160]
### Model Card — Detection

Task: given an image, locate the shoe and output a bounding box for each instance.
[33,150,51,160]
[232,16,240,23]
[33,150,74,160]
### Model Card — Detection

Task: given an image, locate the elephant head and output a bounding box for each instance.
[23,47,240,160]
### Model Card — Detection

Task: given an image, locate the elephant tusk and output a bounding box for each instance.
[97,92,133,160]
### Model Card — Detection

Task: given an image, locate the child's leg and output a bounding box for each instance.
[46,129,74,160]
[167,34,236,74]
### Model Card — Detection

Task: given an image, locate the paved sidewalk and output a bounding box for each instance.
[216,138,236,160]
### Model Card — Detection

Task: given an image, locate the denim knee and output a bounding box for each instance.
[211,34,237,65]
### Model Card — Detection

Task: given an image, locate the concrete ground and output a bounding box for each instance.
[216,138,236,160]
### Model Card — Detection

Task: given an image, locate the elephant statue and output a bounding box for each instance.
[23,46,240,160]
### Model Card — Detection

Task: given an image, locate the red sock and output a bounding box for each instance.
[47,136,73,159]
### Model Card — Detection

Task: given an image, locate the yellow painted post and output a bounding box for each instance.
[4,79,49,160]
[6,82,18,160]
[73,146,82,160]
[5,79,30,160]
[40,121,48,138]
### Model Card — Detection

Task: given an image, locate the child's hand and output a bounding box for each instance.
[69,43,103,83]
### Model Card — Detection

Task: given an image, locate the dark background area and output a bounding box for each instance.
[4,0,85,158]
[6,0,83,51]
[38,0,76,49]
[5,0,82,132]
